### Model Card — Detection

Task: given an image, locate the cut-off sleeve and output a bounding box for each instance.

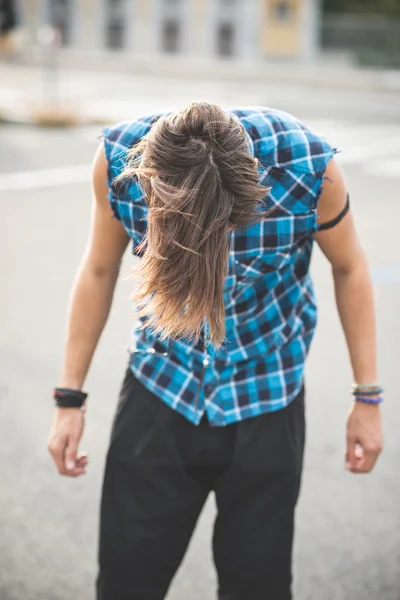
[233,107,339,229]
[100,125,126,222]
[99,119,154,247]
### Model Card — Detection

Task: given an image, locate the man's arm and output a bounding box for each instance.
[314,158,383,474]
[47,142,130,477]
[58,143,130,389]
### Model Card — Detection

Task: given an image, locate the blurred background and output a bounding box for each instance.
[1,1,400,599]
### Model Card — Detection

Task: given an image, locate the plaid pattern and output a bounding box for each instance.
[102,106,337,426]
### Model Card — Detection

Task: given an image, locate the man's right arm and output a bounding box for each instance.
[47,142,130,477]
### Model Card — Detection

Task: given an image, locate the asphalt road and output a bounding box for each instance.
[1,73,400,600]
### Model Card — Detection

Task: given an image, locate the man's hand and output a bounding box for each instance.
[346,402,383,473]
[47,407,88,477]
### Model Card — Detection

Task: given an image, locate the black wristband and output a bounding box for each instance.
[53,388,88,408]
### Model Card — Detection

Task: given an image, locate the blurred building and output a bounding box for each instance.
[18,0,321,61]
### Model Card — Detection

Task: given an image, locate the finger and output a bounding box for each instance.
[354,445,365,468]
[64,435,79,472]
[65,466,86,477]
[76,454,88,468]
[63,452,88,477]
[360,449,379,473]
[348,460,365,473]
[350,438,382,473]
[349,464,371,474]
[48,438,68,475]
[61,460,87,477]
[48,442,86,477]
[345,437,360,471]
[348,452,378,474]
[347,444,366,472]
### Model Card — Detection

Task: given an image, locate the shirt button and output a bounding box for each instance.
[203,358,210,366]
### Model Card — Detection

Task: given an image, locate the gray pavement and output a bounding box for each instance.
[1,73,400,600]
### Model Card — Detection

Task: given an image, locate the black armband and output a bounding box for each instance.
[317,193,350,232]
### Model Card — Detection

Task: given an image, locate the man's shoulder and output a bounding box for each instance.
[228,106,299,132]
[102,111,166,153]
[230,106,336,175]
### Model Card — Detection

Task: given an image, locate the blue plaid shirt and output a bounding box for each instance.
[102,106,337,427]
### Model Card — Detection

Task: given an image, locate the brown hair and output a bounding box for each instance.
[116,101,270,349]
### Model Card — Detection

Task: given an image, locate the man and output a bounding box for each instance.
[48,102,383,600]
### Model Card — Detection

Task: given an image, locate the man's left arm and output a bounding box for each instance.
[314,157,383,474]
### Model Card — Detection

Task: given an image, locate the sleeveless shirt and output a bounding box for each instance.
[102,106,337,426]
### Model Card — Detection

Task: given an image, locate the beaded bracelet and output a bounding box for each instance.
[352,389,384,398]
[354,395,383,405]
[351,383,383,397]
[351,382,382,390]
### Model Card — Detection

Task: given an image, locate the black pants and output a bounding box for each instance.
[97,366,306,600]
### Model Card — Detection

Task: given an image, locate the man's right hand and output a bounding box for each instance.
[47,407,88,477]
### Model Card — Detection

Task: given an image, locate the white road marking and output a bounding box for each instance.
[0,165,91,192]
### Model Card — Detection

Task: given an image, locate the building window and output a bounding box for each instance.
[106,20,124,49]
[162,20,180,53]
[217,23,235,57]
[105,0,126,50]
[48,0,71,46]
[0,0,18,35]
[275,2,292,23]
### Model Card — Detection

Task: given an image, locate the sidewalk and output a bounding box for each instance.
[1,51,400,126]
[30,48,400,92]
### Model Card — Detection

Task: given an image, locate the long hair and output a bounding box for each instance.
[116,102,270,349]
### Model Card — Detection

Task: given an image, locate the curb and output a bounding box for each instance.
[53,53,400,94]
[47,49,400,94]
[4,49,400,94]
[0,106,109,127]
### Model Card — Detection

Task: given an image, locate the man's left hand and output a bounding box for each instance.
[346,402,383,473]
